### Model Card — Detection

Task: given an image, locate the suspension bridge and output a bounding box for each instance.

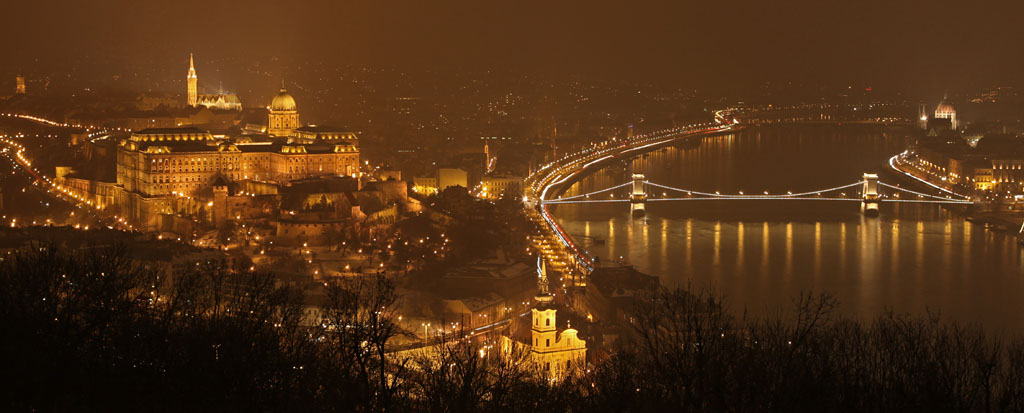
[541,173,974,217]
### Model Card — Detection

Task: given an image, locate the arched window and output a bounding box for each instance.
[545,318,550,326]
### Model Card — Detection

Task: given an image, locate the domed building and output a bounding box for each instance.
[268,86,301,137]
[62,57,365,232]
[934,95,958,130]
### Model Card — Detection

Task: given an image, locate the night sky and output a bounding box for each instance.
[5,0,1024,93]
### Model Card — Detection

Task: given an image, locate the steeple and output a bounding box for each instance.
[535,256,553,304]
[531,256,557,348]
[188,54,196,78]
[187,53,198,107]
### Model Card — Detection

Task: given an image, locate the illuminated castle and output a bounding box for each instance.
[54,73,362,230]
[186,54,242,111]
[116,127,359,197]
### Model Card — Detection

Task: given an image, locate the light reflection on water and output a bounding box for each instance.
[552,125,1024,332]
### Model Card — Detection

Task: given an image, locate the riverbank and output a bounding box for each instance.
[888,152,1024,237]
[528,124,737,274]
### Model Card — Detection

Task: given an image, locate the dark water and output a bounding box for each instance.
[552,125,1024,332]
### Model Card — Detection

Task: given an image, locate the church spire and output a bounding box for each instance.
[538,256,549,294]
[535,256,553,304]
[187,53,198,107]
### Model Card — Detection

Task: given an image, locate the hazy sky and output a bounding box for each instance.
[5,1,1024,93]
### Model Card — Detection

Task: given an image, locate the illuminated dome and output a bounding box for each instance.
[935,101,955,117]
[933,94,959,130]
[270,88,297,111]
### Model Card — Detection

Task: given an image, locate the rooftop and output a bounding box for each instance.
[134,127,209,135]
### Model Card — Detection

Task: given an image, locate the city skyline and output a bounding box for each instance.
[5,1,1024,94]
[4,2,1024,410]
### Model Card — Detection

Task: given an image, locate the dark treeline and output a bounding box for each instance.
[3,246,1024,412]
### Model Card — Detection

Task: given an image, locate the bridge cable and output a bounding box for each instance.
[550,181,633,202]
[642,180,865,199]
[877,182,971,202]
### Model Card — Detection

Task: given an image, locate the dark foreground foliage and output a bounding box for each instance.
[3,245,1024,412]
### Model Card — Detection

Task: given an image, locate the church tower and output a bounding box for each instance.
[484,141,490,172]
[527,256,587,379]
[187,54,198,108]
[531,258,558,350]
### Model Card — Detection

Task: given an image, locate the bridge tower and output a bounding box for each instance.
[630,173,647,217]
[862,173,880,217]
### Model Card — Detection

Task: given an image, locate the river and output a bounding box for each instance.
[551,124,1024,332]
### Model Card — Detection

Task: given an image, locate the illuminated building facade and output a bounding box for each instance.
[292,125,358,144]
[480,175,523,200]
[15,75,25,95]
[502,259,587,380]
[991,159,1024,192]
[412,168,468,195]
[528,301,587,380]
[117,127,359,198]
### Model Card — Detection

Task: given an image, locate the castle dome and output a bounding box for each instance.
[270,88,297,111]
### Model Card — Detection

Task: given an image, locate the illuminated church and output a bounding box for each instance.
[186,54,242,111]
[502,258,587,380]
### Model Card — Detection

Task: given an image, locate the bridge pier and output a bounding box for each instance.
[630,173,647,217]
[862,173,879,217]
